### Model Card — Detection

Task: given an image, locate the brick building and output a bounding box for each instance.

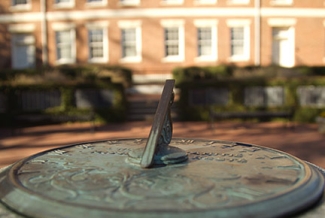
[0,0,325,83]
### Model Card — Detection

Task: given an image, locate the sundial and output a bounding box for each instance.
[0,80,324,218]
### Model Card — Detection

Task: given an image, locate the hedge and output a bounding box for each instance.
[0,66,131,126]
[174,65,325,122]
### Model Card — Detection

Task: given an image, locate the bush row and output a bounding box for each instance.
[0,66,131,126]
[173,65,325,85]
[174,68,325,122]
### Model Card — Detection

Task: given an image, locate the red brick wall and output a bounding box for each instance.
[0,0,324,73]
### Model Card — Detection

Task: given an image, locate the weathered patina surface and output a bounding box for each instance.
[0,139,324,218]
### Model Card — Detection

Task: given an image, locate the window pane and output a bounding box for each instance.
[56,30,72,60]
[198,27,212,56]
[89,29,104,59]
[230,27,244,56]
[121,28,137,58]
[14,0,28,5]
[164,27,179,56]
[56,0,70,3]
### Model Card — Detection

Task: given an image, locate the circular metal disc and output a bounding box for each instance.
[0,138,324,218]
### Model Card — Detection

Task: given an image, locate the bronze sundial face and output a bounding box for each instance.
[0,139,324,218]
[0,80,324,217]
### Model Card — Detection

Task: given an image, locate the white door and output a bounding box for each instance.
[272,27,294,67]
[12,34,35,69]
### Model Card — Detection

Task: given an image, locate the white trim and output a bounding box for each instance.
[227,19,251,26]
[2,8,325,23]
[160,0,184,6]
[227,0,250,5]
[3,8,325,23]
[227,19,251,62]
[161,20,185,63]
[261,8,325,17]
[86,21,109,28]
[54,0,75,9]
[119,0,140,6]
[85,0,108,7]
[87,25,109,63]
[0,13,41,23]
[8,24,35,32]
[52,22,76,31]
[194,0,217,5]
[194,19,218,27]
[268,18,296,27]
[270,0,293,6]
[118,20,142,28]
[160,19,185,27]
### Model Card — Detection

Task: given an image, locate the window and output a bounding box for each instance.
[11,34,35,69]
[121,29,137,58]
[11,0,31,10]
[88,29,107,63]
[194,19,218,62]
[165,28,180,56]
[118,21,142,62]
[230,27,245,57]
[227,19,250,61]
[198,28,212,56]
[161,20,184,62]
[55,0,74,8]
[13,0,28,5]
[53,24,76,65]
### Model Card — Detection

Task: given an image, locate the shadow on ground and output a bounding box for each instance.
[0,121,324,169]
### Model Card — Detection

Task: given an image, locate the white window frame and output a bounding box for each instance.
[161,0,184,5]
[227,0,249,4]
[118,21,142,63]
[54,0,75,9]
[86,0,108,7]
[270,0,293,6]
[161,20,184,63]
[10,0,31,11]
[9,24,36,69]
[119,0,140,6]
[194,19,218,62]
[86,22,109,63]
[52,23,76,65]
[195,0,217,5]
[227,19,251,62]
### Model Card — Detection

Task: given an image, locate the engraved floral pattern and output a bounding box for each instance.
[11,139,306,212]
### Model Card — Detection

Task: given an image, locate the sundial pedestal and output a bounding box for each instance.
[0,80,324,218]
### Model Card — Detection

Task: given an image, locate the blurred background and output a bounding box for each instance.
[0,0,325,168]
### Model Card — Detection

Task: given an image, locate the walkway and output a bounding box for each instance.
[0,121,324,169]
